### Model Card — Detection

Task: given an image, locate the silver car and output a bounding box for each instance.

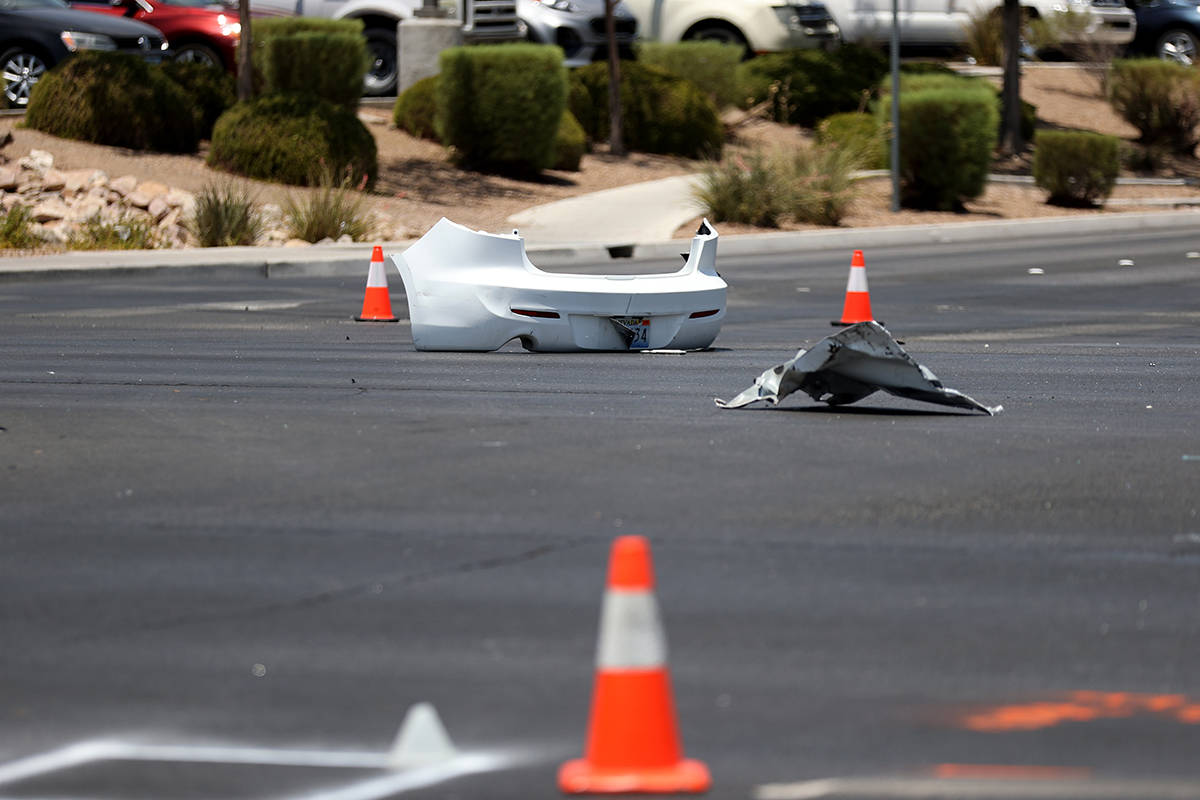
[518,0,638,67]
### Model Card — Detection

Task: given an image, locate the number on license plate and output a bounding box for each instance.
[611,316,650,349]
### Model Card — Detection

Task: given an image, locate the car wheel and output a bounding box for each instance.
[1,47,49,108]
[1157,28,1199,65]
[363,28,398,97]
[685,22,748,55]
[174,43,223,70]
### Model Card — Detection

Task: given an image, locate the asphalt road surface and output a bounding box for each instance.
[2,225,1199,800]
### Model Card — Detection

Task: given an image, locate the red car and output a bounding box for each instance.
[69,0,240,71]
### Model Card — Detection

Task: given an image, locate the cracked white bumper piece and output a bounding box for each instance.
[390,218,727,352]
[716,321,1002,415]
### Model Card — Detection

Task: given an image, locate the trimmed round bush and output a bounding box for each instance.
[439,44,567,173]
[1033,130,1119,207]
[25,52,198,153]
[635,40,744,109]
[895,88,998,211]
[207,92,377,188]
[160,60,236,140]
[570,61,723,159]
[553,110,586,171]
[393,74,440,141]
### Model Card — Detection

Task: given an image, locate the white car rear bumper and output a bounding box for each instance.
[391,218,727,352]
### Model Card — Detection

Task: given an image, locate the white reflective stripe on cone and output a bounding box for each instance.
[845,267,869,293]
[596,589,667,669]
[367,259,388,288]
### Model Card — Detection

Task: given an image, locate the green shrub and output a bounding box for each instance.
[187,183,265,246]
[393,74,440,140]
[880,72,1037,144]
[553,110,586,171]
[0,205,40,249]
[208,92,377,188]
[284,165,374,242]
[259,27,369,110]
[784,143,865,226]
[635,40,744,109]
[1033,130,1119,206]
[962,9,1004,66]
[68,212,160,250]
[694,151,790,227]
[1109,58,1200,153]
[569,61,723,159]
[439,44,567,173]
[693,143,864,227]
[817,111,887,169]
[160,60,236,140]
[894,88,998,210]
[24,52,198,153]
[735,45,888,126]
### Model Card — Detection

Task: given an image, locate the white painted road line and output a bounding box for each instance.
[0,740,515,799]
[756,776,1200,799]
[296,753,506,800]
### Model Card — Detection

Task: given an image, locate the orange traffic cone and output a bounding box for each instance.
[831,249,878,327]
[558,536,710,795]
[355,246,398,322]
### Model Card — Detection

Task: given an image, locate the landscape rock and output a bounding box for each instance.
[31,198,71,223]
[19,150,53,173]
[109,175,138,197]
[0,151,209,249]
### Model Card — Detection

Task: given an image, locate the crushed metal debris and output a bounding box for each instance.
[715,321,1002,415]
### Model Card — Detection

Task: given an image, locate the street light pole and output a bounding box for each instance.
[890,0,900,212]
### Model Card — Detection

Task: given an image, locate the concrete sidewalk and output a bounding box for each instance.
[3,174,1200,280]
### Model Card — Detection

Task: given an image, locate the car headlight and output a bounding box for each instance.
[217,14,241,38]
[531,0,575,11]
[60,31,118,52]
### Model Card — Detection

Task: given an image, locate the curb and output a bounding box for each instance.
[3,209,1200,281]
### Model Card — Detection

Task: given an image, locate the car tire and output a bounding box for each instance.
[1,46,49,108]
[364,27,398,97]
[1156,28,1199,65]
[174,43,224,71]
[684,22,748,56]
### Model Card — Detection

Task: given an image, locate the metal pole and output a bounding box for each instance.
[890,0,900,212]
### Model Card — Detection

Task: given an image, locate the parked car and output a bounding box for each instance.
[619,0,841,55]
[1125,0,1200,63]
[1,0,168,107]
[824,0,1135,50]
[518,0,637,66]
[68,0,240,71]
[247,0,521,96]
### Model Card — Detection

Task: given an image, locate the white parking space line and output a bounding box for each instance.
[755,776,1200,799]
[0,740,514,799]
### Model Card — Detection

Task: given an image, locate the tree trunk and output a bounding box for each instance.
[999,0,1023,155]
[604,0,625,157]
[237,0,253,102]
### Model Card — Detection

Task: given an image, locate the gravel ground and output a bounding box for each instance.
[2,63,1199,248]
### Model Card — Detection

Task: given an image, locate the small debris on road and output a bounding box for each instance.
[716,322,1001,415]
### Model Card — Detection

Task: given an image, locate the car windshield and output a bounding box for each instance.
[0,0,72,8]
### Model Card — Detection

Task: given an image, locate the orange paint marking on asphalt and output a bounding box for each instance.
[931,764,1093,780]
[955,692,1200,732]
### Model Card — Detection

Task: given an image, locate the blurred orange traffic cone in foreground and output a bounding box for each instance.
[355,246,398,322]
[558,536,710,795]
[832,249,877,326]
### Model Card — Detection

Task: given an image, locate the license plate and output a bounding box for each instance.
[611,316,650,349]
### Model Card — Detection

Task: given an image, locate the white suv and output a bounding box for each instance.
[824,0,1135,48]
[619,0,842,54]
[248,0,520,95]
